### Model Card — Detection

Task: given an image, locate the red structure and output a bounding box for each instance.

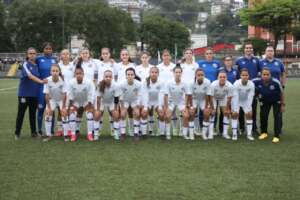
[193,43,235,56]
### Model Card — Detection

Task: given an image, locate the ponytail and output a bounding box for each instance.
[99,79,106,94]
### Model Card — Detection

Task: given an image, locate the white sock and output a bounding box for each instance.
[166,123,171,136]
[133,120,140,135]
[93,120,100,137]
[45,115,53,136]
[246,120,253,136]
[129,118,134,132]
[159,120,165,135]
[86,112,93,135]
[120,120,126,135]
[57,120,63,131]
[113,121,120,137]
[232,119,238,136]
[189,121,194,137]
[140,119,147,135]
[209,116,215,136]
[202,121,209,136]
[62,118,69,136]
[194,114,199,131]
[69,112,77,135]
[223,117,229,136]
[109,115,113,131]
[76,117,81,132]
[179,114,183,131]
[149,116,154,132]
[182,127,188,137]
[172,112,177,129]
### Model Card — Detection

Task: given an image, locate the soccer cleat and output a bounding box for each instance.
[15,135,20,140]
[43,136,52,142]
[94,135,99,141]
[207,133,214,140]
[55,130,63,137]
[64,136,70,142]
[87,133,94,141]
[166,135,171,140]
[71,134,77,142]
[202,133,208,140]
[114,132,120,140]
[172,128,178,136]
[247,135,255,141]
[194,130,201,136]
[272,137,280,143]
[189,134,195,141]
[222,134,231,140]
[232,134,238,141]
[259,133,268,140]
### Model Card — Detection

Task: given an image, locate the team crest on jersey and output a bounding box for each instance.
[252,59,257,63]
[212,63,218,68]
[41,59,45,62]
[202,64,206,67]
[233,71,237,76]
[270,85,275,90]
[51,59,56,64]
[59,85,63,89]
[274,62,279,66]
[263,62,267,66]
[242,61,246,65]
[156,86,160,90]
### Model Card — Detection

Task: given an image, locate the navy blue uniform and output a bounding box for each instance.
[197,60,223,82]
[15,61,41,137]
[36,55,57,133]
[225,67,239,84]
[253,78,283,137]
[259,58,285,81]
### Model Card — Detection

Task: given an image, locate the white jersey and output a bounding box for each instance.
[81,59,101,81]
[59,62,74,84]
[115,62,135,83]
[190,78,211,107]
[207,80,234,101]
[165,80,191,105]
[233,79,255,104]
[157,62,175,83]
[96,82,120,105]
[97,61,117,83]
[119,80,142,104]
[142,79,164,107]
[181,62,198,84]
[136,64,153,83]
[43,76,66,102]
[68,78,94,105]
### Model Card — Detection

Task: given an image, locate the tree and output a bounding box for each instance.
[0,2,13,52]
[243,37,269,56]
[69,3,136,56]
[240,0,297,53]
[206,8,247,45]
[139,15,190,57]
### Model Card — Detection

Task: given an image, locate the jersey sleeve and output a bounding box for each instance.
[43,83,49,94]
[87,81,94,103]
[207,83,214,96]
[22,62,32,77]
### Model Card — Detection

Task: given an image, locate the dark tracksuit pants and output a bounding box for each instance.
[260,101,282,137]
[15,97,38,136]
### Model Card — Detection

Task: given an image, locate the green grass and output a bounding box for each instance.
[0,79,299,200]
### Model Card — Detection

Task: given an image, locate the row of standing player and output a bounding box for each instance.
[33,43,285,142]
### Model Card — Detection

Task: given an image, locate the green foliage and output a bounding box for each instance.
[0,2,13,52]
[207,9,247,45]
[139,15,190,57]
[240,0,300,49]
[243,37,269,56]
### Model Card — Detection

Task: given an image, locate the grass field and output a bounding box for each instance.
[0,79,299,200]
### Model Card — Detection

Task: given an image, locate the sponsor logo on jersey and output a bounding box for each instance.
[270,85,275,90]
[274,61,279,66]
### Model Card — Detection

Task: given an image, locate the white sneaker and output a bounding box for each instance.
[94,135,99,141]
[247,135,255,141]
[222,134,231,140]
[232,134,238,141]
[194,130,201,136]
[208,132,214,140]
[190,133,195,140]
[166,135,171,140]
[114,133,120,140]
[202,133,208,140]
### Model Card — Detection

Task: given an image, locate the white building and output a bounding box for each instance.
[108,0,147,23]
[191,34,208,49]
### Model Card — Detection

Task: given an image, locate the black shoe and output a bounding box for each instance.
[252,129,259,136]
[38,130,43,137]
[76,130,80,136]
[31,132,38,138]
[142,135,148,139]
[160,135,165,140]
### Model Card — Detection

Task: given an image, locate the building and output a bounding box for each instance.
[108,0,147,23]
[248,0,300,55]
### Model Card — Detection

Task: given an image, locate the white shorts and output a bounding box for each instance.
[73,101,89,108]
[48,100,63,111]
[123,101,139,109]
[213,98,228,108]
[233,102,252,113]
[192,99,205,111]
[168,102,185,112]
